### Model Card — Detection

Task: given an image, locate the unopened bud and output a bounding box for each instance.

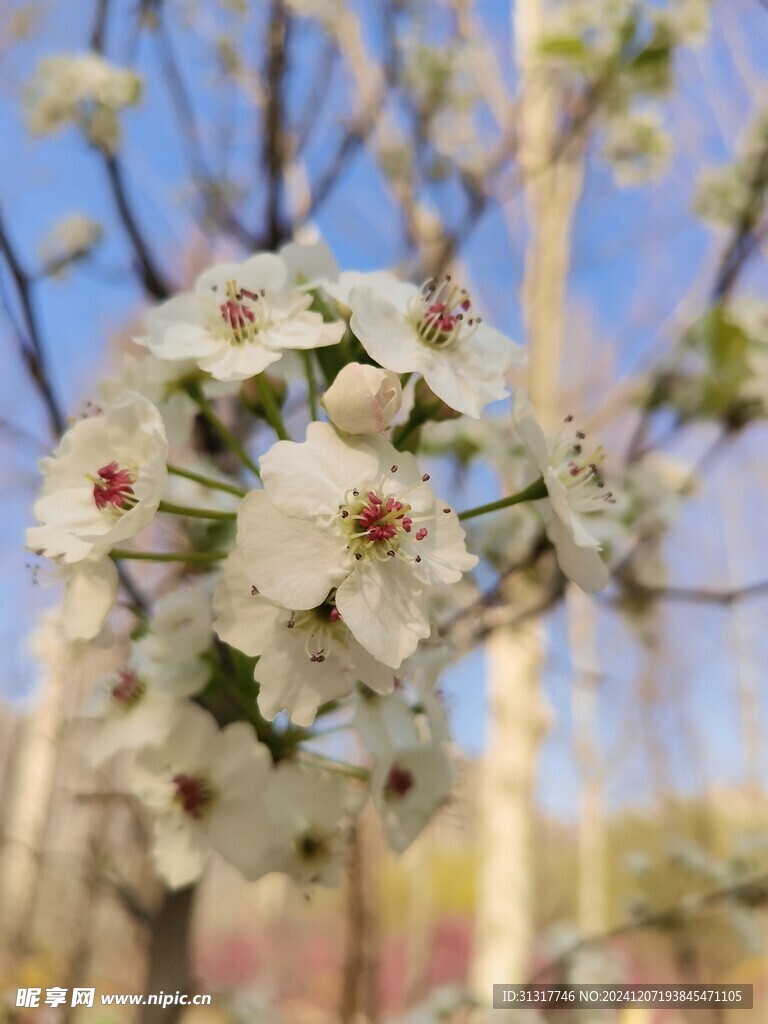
[322,362,403,434]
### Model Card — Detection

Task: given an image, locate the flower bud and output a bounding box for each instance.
[323,363,403,434]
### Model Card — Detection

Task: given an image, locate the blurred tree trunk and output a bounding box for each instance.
[470,2,585,1015]
[0,633,68,952]
[340,812,380,1024]
[470,621,547,1008]
[567,584,608,937]
[142,887,196,1024]
[722,484,762,796]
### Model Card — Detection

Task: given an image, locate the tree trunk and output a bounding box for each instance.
[142,887,196,1024]
[470,2,586,1016]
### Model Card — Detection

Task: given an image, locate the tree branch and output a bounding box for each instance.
[103,155,171,299]
[0,205,66,436]
[262,0,291,249]
[529,873,768,982]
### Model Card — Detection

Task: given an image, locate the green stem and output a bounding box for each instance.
[158,500,236,521]
[185,382,261,479]
[457,477,548,522]
[167,463,247,498]
[297,750,370,782]
[256,372,291,440]
[111,549,228,563]
[302,352,319,421]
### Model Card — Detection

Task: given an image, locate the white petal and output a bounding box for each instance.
[349,286,428,374]
[151,815,209,888]
[265,312,345,351]
[279,240,339,287]
[238,490,349,609]
[547,516,610,593]
[349,640,395,695]
[208,799,282,880]
[62,557,119,641]
[198,340,282,381]
[256,641,353,726]
[213,551,288,655]
[209,721,271,798]
[335,559,430,669]
[195,253,287,296]
[512,389,550,473]
[260,421,379,518]
[472,322,526,373]
[411,504,478,586]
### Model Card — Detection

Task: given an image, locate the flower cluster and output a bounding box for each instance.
[24,54,142,152]
[28,241,619,890]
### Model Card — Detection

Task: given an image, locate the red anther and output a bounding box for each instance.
[329,608,341,622]
[93,462,134,510]
[111,670,141,704]
[172,773,211,819]
[385,764,415,798]
[415,528,428,541]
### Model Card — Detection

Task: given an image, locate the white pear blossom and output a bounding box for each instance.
[214,550,393,726]
[131,704,275,888]
[371,742,453,852]
[237,422,477,669]
[81,586,212,767]
[27,392,168,564]
[254,763,360,887]
[25,54,142,151]
[513,389,613,593]
[348,273,525,417]
[39,214,103,275]
[142,252,345,382]
[322,362,403,435]
[82,659,178,767]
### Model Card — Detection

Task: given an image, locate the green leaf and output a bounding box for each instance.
[538,35,592,65]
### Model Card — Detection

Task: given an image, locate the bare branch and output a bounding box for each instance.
[0,205,66,436]
[613,578,768,607]
[262,0,291,248]
[103,155,171,299]
[529,873,768,983]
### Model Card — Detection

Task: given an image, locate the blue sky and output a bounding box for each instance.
[1,0,767,820]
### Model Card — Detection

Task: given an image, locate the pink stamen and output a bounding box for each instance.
[93,461,135,510]
[110,669,142,704]
[415,528,428,541]
[172,773,211,820]
[220,298,256,330]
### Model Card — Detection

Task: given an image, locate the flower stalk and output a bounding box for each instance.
[457,477,548,522]
[158,500,237,521]
[255,372,291,440]
[111,549,228,563]
[167,463,247,498]
[185,381,261,479]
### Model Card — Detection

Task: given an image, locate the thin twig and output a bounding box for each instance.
[0,206,66,436]
[103,155,170,299]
